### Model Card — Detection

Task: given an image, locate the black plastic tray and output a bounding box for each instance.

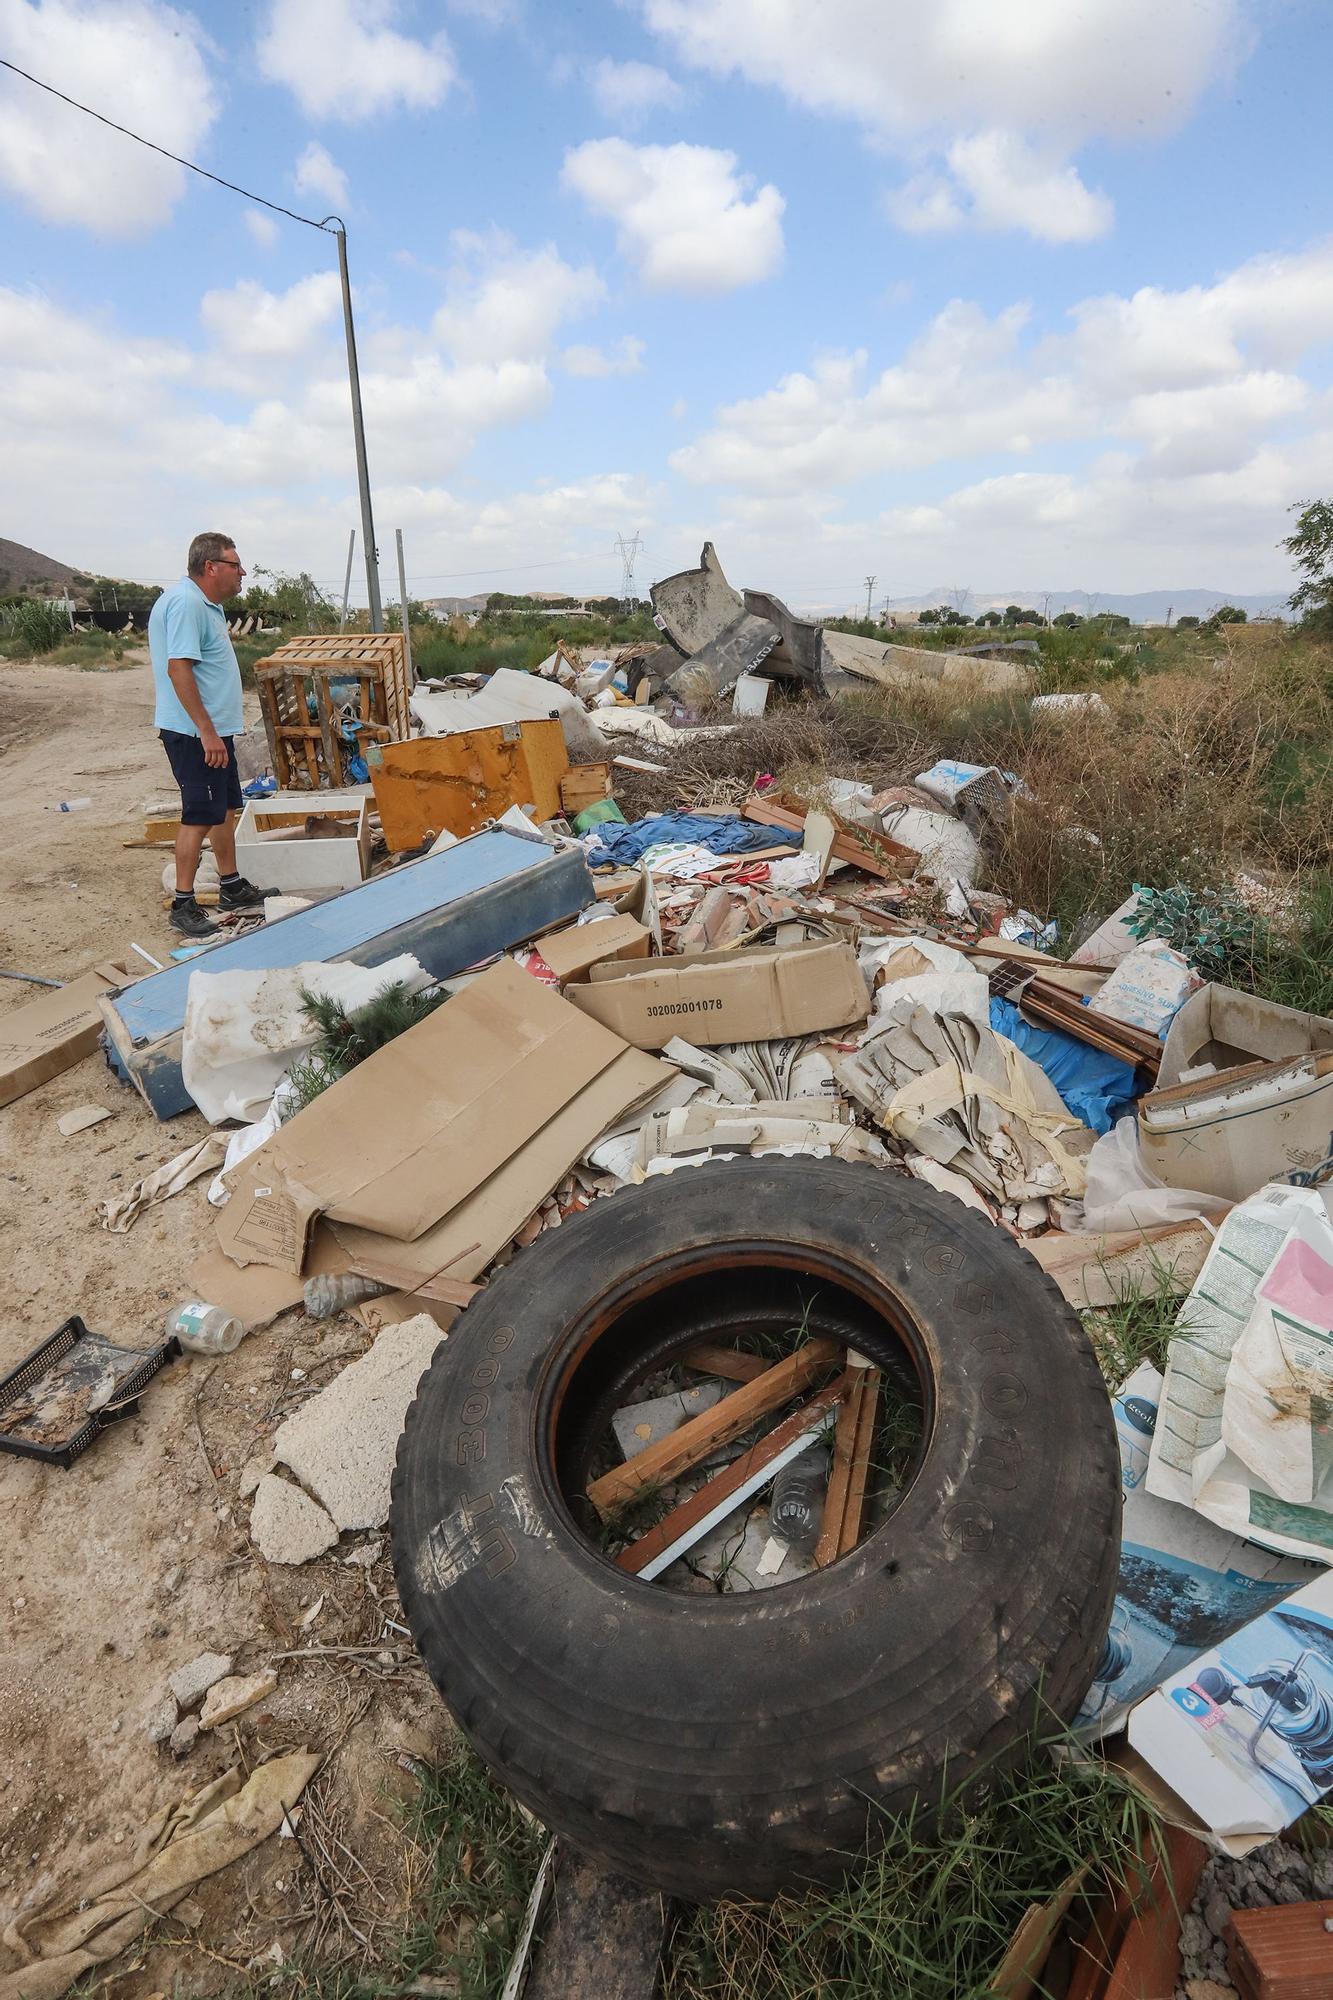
[0,1317,178,1468]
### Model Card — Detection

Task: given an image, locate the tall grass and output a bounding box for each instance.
[0,598,71,654]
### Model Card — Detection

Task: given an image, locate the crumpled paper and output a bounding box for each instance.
[834,1001,1094,1202]
[0,1750,318,2000]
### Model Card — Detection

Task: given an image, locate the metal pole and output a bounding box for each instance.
[339,529,355,630]
[395,527,414,685]
[329,220,383,632]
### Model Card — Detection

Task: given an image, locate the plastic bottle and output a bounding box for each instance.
[165,1302,246,1356]
[302,1271,391,1320]
[768,1444,832,1553]
[48,797,91,813]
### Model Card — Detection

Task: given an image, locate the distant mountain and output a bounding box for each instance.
[0,537,83,595]
[875,586,1292,624]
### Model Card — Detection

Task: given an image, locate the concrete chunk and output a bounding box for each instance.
[250,1474,339,1565]
[145,1694,178,1744]
[200,1668,279,1730]
[273,1314,442,1531]
[167,1650,233,1712]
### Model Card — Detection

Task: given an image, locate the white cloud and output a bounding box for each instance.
[561,138,784,292]
[432,235,605,362]
[945,132,1112,243]
[561,335,646,377]
[883,173,964,235]
[200,273,342,359]
[642,0,1246,243]
[294,141,349,210]
[0,0,217,234]
[886,136,1111,244]
[589,57,682,122]
[641,0,1242,146]
[257,0,456,120]
[672,243,1333,496]
[245,210,281,250]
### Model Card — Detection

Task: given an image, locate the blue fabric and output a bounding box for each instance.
[148,576,244,737]
[989,996,1141,1136]
[587,812,799,867]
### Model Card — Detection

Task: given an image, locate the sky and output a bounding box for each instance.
[2,0,1332,613]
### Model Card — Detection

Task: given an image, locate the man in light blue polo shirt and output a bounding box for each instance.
[148,531,267,937]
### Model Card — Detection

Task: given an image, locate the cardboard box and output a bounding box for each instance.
[1139,1051,1333,1202]
[0,960,136,1108]
[215,959,674,1274]
[534,913,651,984]
[565,938,870,1050]
[234,790,371,893]
[1159,982,1333,1088]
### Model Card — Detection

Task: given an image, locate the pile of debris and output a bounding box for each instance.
[6,556,1333,1998]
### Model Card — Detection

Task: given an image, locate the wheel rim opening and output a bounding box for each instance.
[549,1259,928,1594]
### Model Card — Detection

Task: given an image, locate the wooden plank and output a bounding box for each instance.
[839,1367,880,1557]
[815,1368,866,1567]
[587,1338,839,1514]
[314,672,341,787]
[616,1374,850,1575]
[680,1343,768,1383]
[742,792,917,880]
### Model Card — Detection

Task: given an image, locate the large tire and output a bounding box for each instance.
[390,1159,1118,1901]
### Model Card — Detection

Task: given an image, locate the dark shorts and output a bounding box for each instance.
[159,729,242,826]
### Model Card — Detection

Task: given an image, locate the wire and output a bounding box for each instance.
[0,57,335,234]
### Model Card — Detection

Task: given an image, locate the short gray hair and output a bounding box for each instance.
[187,531,236,577]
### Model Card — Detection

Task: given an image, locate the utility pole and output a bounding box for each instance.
[864,574,876,621]
[395,528,414,685]
[615,531,643,615]
[328,219,383,632]
[338,530,355,630]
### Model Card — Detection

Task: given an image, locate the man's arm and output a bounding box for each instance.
[167,658,228,767]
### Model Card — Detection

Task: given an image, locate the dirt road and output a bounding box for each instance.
[0,658,449,1991]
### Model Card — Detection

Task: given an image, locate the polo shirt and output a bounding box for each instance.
[148,575,244,737]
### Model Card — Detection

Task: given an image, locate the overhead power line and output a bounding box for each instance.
[0,58,333,232]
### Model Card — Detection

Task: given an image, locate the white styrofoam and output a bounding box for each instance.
[235,795,370,892]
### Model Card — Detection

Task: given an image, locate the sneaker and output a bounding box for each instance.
[217,876,270,912]
[168,897,219,938]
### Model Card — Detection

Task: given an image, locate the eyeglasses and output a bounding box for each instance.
[209,556,245,572]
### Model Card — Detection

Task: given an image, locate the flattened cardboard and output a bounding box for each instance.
[248,960,634,1242]
[1139,1051,1333,1202]
[331,1045,672,1285]
[565,939,870,1050]
[214,1161,322,1274]
[0,960,136,1108]
[189,1225,348,1327]
[534,913,651,983]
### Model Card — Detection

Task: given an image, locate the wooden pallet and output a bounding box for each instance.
[255,633,411,791]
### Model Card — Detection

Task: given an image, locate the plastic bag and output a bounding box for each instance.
[1078,1116,1231,1233]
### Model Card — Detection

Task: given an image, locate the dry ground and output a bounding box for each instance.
[0,658,452,1997]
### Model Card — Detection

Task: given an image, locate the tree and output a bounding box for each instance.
[976,609,1003,627]
[1002,604,1023,625]
[917,608,939,625]
[1208,604,1248,625]
[1175,615,1200,630]
[1283,498,1333,630]
[1052,611,1084,628]
[940,608,972,626]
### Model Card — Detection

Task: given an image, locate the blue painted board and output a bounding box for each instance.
[103,828,594,1118]
[113,827,584,1046]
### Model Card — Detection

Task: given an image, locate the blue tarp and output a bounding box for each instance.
[989,995,1140,1136]
[587,812,799,868]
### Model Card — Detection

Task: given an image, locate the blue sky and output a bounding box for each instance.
[2,0,1331,611]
